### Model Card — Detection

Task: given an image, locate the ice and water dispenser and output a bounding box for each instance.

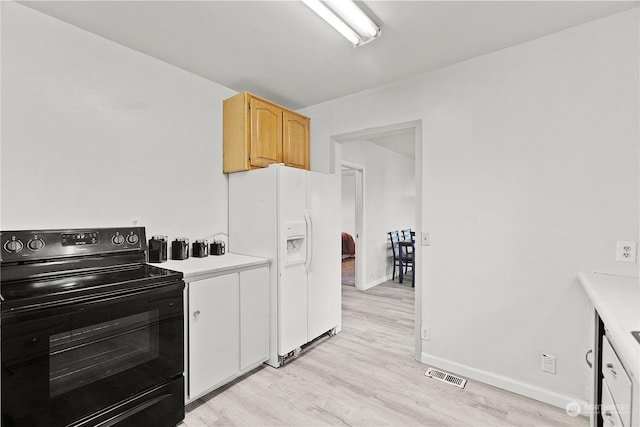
[284,221,307,265]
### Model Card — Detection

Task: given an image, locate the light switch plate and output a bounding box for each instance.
[422,232,430,246]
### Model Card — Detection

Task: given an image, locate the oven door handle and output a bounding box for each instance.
[75,392,173,427]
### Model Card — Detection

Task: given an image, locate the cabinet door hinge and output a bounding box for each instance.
[247,102,251,110]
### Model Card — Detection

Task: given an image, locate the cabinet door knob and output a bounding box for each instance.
[193,310,201,317]
[606,363,617,377]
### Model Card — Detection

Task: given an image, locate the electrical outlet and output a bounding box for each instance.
[616,241,637,263]
[542,354,556,374]
[421,326,430,340]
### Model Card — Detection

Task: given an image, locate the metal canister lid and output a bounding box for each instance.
[175,237,189,242]
[152,235,167,241]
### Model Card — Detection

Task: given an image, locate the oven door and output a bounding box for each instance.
[1,281,184,427]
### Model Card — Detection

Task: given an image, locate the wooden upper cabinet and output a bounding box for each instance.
[283,110,310,170]
[223,92,310,173]
[250,97,283,168]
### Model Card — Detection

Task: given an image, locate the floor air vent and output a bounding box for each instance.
[425,367,467,389]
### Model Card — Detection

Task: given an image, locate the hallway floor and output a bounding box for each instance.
[341,258,355,286]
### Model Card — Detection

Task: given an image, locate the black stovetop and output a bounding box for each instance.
[1,263,183,312]
[1,227,184,312]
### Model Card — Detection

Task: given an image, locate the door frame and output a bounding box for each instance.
[330,119,423,361]
[340,160,365,291]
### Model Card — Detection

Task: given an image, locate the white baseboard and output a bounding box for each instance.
[363,274,392,290]
[420,353,589,415]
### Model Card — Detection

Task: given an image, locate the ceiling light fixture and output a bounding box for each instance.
[301,0,380,47]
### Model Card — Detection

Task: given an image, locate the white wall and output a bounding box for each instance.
[301,9,640,407]
[341,170,356,238]
[1,2,236,242]
[342,141,415,285]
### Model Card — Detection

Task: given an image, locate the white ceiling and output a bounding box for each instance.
[21,0,638,111]
[17,0,639,158]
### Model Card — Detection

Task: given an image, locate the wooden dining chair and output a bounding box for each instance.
[401,229,415,261]
[388,231,412,280]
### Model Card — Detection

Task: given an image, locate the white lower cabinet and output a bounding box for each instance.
[239,268,270,370]
[186,265,269,401]
[188,273,240,399]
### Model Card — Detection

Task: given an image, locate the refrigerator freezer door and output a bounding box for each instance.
[307,172,341,341]
[277,166,308,355]
[229,167,280,366]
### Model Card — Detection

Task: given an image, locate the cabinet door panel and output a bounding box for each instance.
[188,274,239,399]
[239,267,269,370]
[250,98,282,168]
[283,110,309,170]
[602,336,632,427]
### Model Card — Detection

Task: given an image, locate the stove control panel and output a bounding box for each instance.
[61,232,99,246]
[0,227,146,263]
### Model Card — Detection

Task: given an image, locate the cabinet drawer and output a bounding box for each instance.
[602,335,632,427]
[602,382,625,427]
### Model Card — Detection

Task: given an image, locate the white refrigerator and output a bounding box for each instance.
[228,164,340,367]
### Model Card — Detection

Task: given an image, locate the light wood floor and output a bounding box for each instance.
[180,281,587,426]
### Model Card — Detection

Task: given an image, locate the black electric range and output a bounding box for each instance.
[1,227,185,427]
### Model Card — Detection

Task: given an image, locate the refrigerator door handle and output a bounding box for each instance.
[304,209,313,273]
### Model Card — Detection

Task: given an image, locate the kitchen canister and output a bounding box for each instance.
[210,240,225,256]
[192,239,209,258]
[171,237,189,260]
[148,235,168,263]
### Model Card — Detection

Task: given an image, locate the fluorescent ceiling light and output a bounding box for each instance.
[324,0,378,38]
[302,0,380,47]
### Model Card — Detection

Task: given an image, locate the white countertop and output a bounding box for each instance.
[150,252,270,279]
[578,271,640,380]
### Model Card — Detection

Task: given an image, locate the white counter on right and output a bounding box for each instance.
[578,272,640,379]
[579,271,640,427]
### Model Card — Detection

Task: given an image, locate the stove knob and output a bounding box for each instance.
[27,238,45,251]
[4,239,24,253]
[112,234,125,245]
[126,234,139,245]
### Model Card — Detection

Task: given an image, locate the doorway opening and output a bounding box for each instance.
[340,160,364,290]
[331,120,423,360]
